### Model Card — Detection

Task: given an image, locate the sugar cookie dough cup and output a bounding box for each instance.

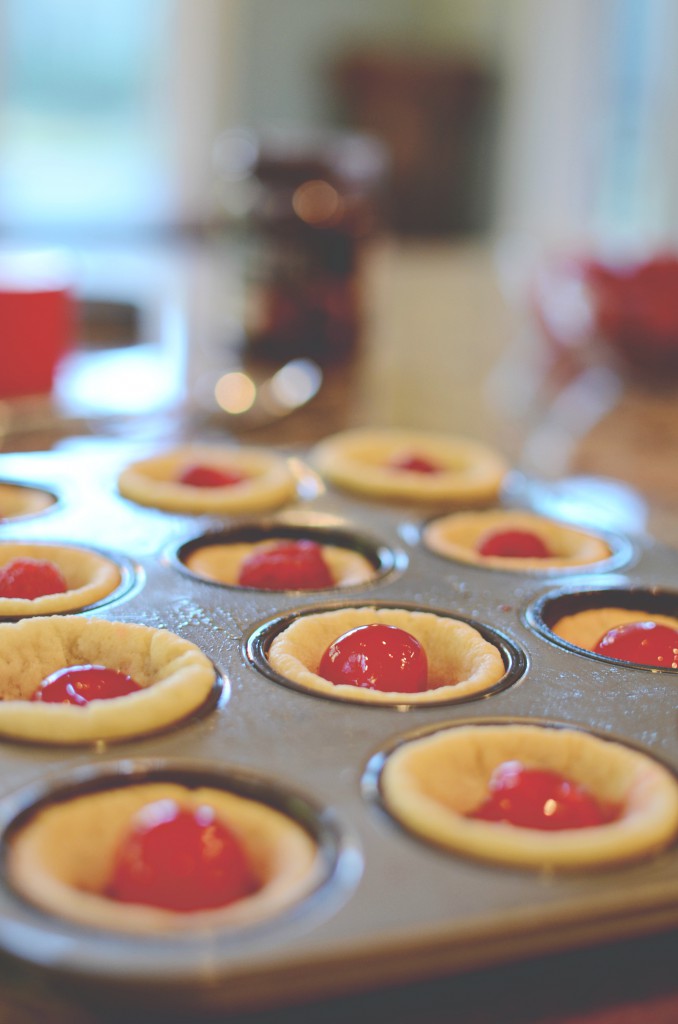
[310,428,508,505]
[526,586,678,668]
[423,509,617,572]
[117,445,298,515]
[0,616,219,744]
[377,722,678,871]
[6,778,323,935]
[174,523,395,592]
[0,481,57,521]
[0,541,127,617]
[259,605,514,705]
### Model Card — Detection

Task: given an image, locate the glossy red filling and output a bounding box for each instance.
[477,529,551,559]
[238,540,333,590]
[318,623,428,693]
[388,453,442,474]
[30,665,142,705]
[107,800,259,912]
[593,620,678,668]
[0,557,68,599]
[178,464,246,488]
[469,760,620,830]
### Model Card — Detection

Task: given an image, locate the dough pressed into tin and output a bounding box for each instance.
[117,445,298,515]
[184,538,377,590]
[551,607,678,655]
[267,605,506,705]
[423,509,613,571]
[310,428,508,505]
[0,483,56,520]
[0,542,123,616]
[0,615,217,744]
[7,781,321,934]
[380,723,678,870]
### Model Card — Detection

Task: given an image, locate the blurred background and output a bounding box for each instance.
[2,0,678,536]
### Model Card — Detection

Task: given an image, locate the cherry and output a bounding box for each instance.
[178,464,245,488]
[31,665,142,705]
[0,557,68,599]
[593,620,678,668]
[389,453,441,474]
[469,760,620,830]
[477,529,552,559]
[318,623,428,693]
[238,540,333,590]
[107,800,259,912]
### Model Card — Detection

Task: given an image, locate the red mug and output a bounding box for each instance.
[0,251,75,398]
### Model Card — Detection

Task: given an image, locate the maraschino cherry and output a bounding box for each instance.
[108,800,259,912]
[238,540,333,590]
[389,453,441,474]
[31,665,142,705]
[0,557,68,599]
[469,760,620,830]
[318,623,428,693]
[477,530,551,559]
[593,620,678,668]
[178,464,245,488]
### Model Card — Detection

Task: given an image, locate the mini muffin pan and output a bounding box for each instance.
[0,444,675,1014]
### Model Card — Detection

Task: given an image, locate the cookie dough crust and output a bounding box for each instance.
[7,782,320,934]
[311,428,508,504]
[380,723,678,870]
[267,606,506,705]
[184,539,377,589]
[118,445,298,515]
[0,616,217,744]
[423,510,612,571]
[0,483,55,520]
[551,607,678,654]
[0,542,123,617]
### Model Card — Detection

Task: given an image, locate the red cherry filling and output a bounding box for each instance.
[178,464,245,488]
[238,540,333,590]
[318,623,428,693]
[477,529,552,559]
[0,557,68,599]
[469,760,620,830]
[30,665,142,705]
[593,620,678,668]
[388,452,442,474]
[107,800,259,912]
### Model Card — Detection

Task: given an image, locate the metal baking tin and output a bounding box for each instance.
[0,445,675,1015]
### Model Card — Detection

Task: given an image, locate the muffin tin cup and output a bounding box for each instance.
[0,479,60,523]
[169,520,407,593]
[0,546,142,621]
[420,509,636,576]
[0,759,361,977]
[362,715,678,872]
[246,600,528,707]
[525,584,678,671]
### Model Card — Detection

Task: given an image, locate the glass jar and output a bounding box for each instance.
[214,128,387,365]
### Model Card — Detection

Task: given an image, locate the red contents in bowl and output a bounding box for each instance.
[469,760,620,830]
[178,464,246,488]
[593,620,678,668]
[586,253,678,367]
[535,252,678,375]
[0,557,68,599]
[318,623,428,693]
[477,529,551,559]
[238,540,333,590]
[31,665,142,705]
[388,453,442,474]
[108,800,259,912]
